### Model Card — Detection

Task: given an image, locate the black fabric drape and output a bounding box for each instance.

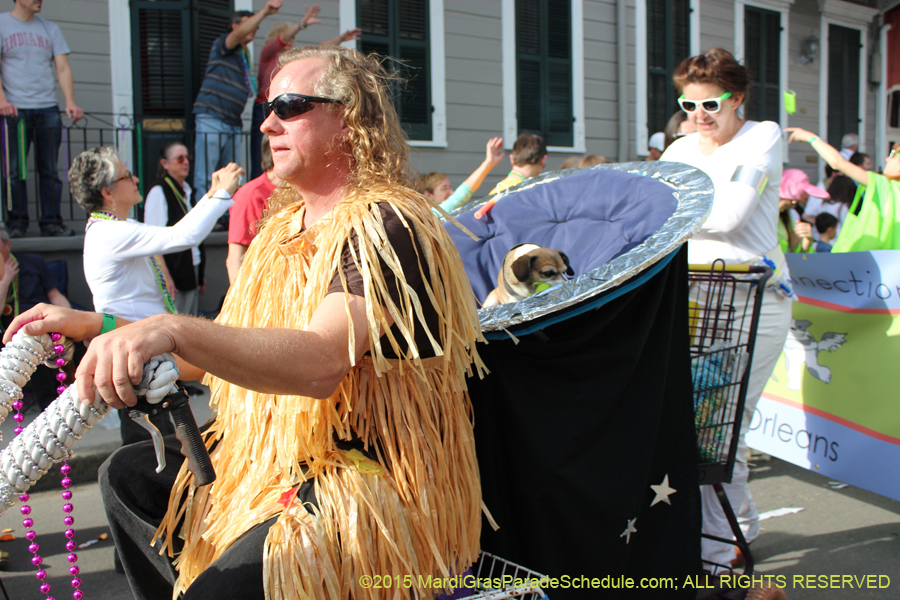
[152,177,203,292]
[469,246,701,599]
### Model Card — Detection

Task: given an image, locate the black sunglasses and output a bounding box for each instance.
[263,93,342,120]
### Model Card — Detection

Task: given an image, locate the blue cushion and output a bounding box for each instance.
[445,168,678,303]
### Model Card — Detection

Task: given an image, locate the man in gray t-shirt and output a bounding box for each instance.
[0,0,83,238]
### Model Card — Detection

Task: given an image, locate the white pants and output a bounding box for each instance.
[700,281,792,567]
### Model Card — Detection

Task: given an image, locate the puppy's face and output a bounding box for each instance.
[509,248,573,294]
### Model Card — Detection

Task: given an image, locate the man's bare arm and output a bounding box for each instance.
[77,293,382,407]
[225,0,282,49]
[53,54,83,123]
[0,71,17,118]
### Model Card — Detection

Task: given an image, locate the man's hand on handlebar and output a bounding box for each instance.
[76,314,179,410]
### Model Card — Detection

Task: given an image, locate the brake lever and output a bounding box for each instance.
[128,384,216,487]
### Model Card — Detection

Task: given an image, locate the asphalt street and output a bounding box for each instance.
[0,455,895,599]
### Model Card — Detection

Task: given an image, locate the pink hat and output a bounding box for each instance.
[780,169,830,201]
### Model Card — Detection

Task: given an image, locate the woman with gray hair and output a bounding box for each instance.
[68,147,241,445]
[69,147,241,323]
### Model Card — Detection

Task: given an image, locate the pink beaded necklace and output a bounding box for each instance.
[15,334,82,600]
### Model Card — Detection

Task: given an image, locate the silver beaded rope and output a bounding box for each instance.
[0,332,109,511]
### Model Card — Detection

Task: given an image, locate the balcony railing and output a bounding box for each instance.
[0,112,253,233]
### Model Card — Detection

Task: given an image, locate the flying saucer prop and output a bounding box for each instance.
[443,161,713,337]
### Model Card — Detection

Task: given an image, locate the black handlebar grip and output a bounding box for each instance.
[171,403,216,487]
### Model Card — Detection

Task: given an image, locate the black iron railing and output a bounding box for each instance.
[0,112,252,230]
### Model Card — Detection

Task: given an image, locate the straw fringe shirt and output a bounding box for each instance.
[154,184,487,600]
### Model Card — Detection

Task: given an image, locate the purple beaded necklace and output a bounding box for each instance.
[16,334,82,600]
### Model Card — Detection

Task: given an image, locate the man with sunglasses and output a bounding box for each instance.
[7,46,485,600]
[192,0,283,231]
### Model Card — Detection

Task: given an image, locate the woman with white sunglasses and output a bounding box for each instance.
[661,49,790,574]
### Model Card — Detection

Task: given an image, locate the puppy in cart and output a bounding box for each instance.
[483,243,573,306]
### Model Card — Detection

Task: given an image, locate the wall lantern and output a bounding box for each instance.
[801,33,820,65]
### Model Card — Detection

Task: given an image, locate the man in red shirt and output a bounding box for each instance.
[226,135,280,283]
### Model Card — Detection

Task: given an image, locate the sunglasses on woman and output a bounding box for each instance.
[678,91,732,114]
[263,93,342,120]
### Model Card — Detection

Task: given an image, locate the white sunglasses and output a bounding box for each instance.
[678,92,733,114]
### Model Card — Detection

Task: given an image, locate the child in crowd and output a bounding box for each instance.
[786,127,900,251]
[815,213,838,252]
[416,137,504,213]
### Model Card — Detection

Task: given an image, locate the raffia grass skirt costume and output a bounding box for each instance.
[153,187,486,600]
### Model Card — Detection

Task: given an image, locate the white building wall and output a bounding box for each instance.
[41,0,113,116]
[40,0,885,187]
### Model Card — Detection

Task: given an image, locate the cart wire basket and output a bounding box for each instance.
[455,552,548,600]
[688,261,772,579]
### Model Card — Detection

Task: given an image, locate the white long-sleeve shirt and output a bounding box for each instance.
[84,192,232,321]
[144,180,201,266]
[661,120,783,263]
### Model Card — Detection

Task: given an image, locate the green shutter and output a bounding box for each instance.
[646,0,690,136]
[131,0,233,199]
[359,0,432,141]
[516,0,573,147]
[744,6,780,123]
[827,25,861,148]
[132,0,233,119]
[135,5,187,118]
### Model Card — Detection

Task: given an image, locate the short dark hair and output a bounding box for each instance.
[815,212,838,234]
[511,133,547,167]
[827,175,856,206]
[849,152,869,167]
[673,48,751,103]
[230,11,253,28]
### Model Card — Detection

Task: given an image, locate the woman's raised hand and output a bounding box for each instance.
[210,163,245,197]
[785,127,816,144]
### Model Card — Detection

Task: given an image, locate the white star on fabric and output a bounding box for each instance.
[619,518,637,544]
[650,474,677,507]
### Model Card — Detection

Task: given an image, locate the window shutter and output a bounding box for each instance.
[646,0,690,136]
[744,6,780,123]
[133,1,233,119]
[516,0,543,133]
[827,25,860,148]
[137,6,186,118]
[516,0,572,147]
[359,0,431,141]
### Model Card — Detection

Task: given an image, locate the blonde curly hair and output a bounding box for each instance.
[266,46,412,214]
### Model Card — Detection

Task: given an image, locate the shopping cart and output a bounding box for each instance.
[456,553,548,600]
[688,261,786,600]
